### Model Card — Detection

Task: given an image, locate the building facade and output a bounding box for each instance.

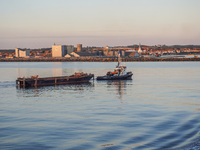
[52,45,74,57]
[77,44,82,52]
[15,48,30,57]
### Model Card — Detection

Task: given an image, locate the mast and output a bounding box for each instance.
[117,51,121,67]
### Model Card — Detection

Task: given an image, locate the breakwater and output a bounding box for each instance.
[0,57,200,62]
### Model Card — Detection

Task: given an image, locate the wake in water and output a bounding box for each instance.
[0,81,16,88]
[174,139,200,150]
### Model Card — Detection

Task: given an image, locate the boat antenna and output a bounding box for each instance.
[117,51,121,67]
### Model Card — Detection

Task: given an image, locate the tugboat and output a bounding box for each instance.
[96,53,133,80]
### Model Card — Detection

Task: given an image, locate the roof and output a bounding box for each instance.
[76,52,96,57]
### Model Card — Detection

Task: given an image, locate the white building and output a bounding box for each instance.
[52,45,74,57]
[15,48,30,58]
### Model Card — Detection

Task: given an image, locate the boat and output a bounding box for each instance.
[96,53,133,80]
[16,72,94,88]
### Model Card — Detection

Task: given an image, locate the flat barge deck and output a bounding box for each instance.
[16,72,94,88]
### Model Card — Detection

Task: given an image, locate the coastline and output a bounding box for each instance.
[0,57,200,62]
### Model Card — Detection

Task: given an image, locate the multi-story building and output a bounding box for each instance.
[52,45,74,57]
[15,48,30,57]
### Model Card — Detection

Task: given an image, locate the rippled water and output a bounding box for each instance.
[0,62,200,150]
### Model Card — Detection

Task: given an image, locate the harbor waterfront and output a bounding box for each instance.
[0,62,200,150]
[0,57,200,62]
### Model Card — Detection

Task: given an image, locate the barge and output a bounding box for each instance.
[16,72,94,88]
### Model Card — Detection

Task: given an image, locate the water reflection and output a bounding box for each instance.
[52,68,63,76]
[2,62,200,150]
[16,82,94,98]
[98,80,132,100]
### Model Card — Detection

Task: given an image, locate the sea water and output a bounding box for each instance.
[0,62,200,150]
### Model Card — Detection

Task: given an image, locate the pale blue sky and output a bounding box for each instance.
[0,0,199,48]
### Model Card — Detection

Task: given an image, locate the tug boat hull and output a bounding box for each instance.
[96,72,133,80]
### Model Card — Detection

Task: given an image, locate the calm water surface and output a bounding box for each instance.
[0,62,200,150]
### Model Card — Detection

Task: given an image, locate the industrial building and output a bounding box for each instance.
[52,45,74,57]
[102,49,125,57]
[77,44,82,52]
[125,50,140,57]
[15,48,30,58]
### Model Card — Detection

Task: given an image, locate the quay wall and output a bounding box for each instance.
[0,57,200,62]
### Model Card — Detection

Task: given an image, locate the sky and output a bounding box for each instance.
[0,0,200,49]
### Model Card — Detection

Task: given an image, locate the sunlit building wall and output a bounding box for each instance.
[15,48,30,58]
[77,44,82,52]
[52,45,74,57]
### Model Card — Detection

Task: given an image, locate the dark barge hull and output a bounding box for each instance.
[96,72,133,80]
[16,73,94,88]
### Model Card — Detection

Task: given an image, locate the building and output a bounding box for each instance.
[102,49,125,57]
[52,45,74,57]
[77,44,82,52]
[125,50,137,57]
[15,48,30,57]
[138,43,143,54]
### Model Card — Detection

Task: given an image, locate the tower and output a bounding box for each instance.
[138,43,142,54]
[77,44,82,52]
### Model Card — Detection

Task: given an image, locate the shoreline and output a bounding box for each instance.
[0,57,200,62]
